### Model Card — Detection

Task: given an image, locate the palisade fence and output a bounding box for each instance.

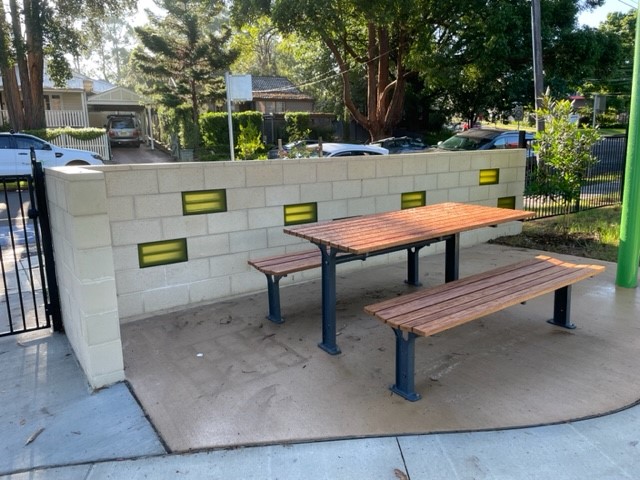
[49,132,111,162]
[523,134,625,219]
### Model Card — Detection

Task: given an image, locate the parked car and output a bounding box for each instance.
[267,139,319,159]
[435,128,535,168]
[369,136,428,154]
[305,143,389,157]
[107,114,141,148]
[0,132,105,176]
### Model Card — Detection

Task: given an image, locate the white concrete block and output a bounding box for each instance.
[165,258,210,284]
[85,310,121,345]
[375,195,399,213]
[376,157,403,177]
[158,166,206,192]
[231,270,265,295]
[229,229,267,253]
[266,226,300,248]
[74,247,115,281]
[448,187,470,203]
[317,161,348,181]
[163,215,209,238]
[265,184,301,206]
[449,156,472,172]
[413,174,438,191]
[248,206,282,229]
[210,252,249,276]
[143,284,190,313]
[426,157,451,173]
[301,182,333,202]
[362,178,389,197]
[489,183,509,198]
[426,189,449,204]
[226,187,266,209]
[105,169,159,196]
[207,210,249,234]
[204,163,247,189]
[245,163,283,186]
[188,233,231,258]
[65,179,107,216]
[284,163,317,184]
[87,339,124,378]
[107,196,135,221]
[348,197,374,216]
[333,180,362,199]
[117,293,145,321]
[348,159,377,179]
[116,267,166,294]
[402,157,427,175]
[189,277,232,303]
[79,279,119,316]
[111,245,139,272]
[389,176,414,194]
[437,172,461,189]
[110,219,163,246]
[72,214,113,249]
[469,186,491,201]
[319,200,348,220]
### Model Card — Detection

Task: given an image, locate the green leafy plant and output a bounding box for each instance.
[528,90,600,232]
[236,122,265,160]
[26,127,107,142]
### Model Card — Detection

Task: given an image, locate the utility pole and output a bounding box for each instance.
[531,0,544,132]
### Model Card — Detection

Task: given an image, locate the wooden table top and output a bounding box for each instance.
[283,202,534,255]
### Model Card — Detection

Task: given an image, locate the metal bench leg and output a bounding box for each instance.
[547,285,576,329]
[405,246,423,286]
[319,246,341,355]
[391,328,421,401]
[265,274,285,324]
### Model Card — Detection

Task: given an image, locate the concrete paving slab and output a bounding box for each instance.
[0,331,165,476]
[122,244,639,452]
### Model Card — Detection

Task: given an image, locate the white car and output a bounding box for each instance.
[306,142,389,157]
[0,132,105,176]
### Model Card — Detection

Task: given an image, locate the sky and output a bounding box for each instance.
[578,0,636,27]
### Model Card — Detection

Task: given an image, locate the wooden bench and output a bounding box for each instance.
[364,255,605,401]
[248,249,323,323]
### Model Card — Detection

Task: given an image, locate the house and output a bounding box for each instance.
[245,76,314,113]
[0,69,148,131]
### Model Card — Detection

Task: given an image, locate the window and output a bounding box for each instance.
[13,135,47,150]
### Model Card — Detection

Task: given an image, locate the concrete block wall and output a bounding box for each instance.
[45,149,526,387]
[45,167,124,389]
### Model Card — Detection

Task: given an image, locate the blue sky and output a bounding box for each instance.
[578,0,636,27]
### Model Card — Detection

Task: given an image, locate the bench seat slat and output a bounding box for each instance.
[248,249,321,276]
[366,256,604,337]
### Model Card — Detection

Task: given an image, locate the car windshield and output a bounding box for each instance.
[438,134,494,151]
[111,119,135,129]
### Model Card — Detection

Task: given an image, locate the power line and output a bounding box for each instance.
[616,0,637,11]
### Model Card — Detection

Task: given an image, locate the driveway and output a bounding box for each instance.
[109,143,175,164]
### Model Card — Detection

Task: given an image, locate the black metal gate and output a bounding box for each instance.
[0,158,62,337]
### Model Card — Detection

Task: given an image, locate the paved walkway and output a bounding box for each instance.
[2,245,640,479]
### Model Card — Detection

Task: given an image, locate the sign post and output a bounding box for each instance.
[224,73,253,161]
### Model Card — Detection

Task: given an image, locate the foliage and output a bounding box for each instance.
[132,0,237,150]
[0,0,136,130]
[528,90,600,230]
[236,122,266,160]
[25,127,108,142]
[199,111,264,153]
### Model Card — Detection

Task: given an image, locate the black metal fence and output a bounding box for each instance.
[523,135,625,219]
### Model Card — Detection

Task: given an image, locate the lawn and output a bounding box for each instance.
[491,205,622,262]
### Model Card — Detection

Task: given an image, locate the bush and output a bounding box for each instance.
[200,111,263,155]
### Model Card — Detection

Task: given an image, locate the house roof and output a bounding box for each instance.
[87,86,148,107]
[0,66,115,93]
[252,76,313,101]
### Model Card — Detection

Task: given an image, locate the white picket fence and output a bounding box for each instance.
[50,133,111,162]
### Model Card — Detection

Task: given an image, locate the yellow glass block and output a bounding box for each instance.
[182,190,227,215]
[138,239,188,268]
[497,196,516,209]
[284,203,318,226]
[479,168,500,185]
[401,191,426,209]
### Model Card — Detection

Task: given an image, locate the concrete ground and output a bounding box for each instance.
[109,142,174,164]
[2,243,640,479]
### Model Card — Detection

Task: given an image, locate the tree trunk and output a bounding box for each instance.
[0,1,25,130]
[25,0,46,129]
[9,0,36,129]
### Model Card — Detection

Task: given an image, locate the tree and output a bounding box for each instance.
[0,0,136,130]
[132,0,237,149]
[232,0,465,141]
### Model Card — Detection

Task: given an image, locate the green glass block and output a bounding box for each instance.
[401,191,426,209]
[182,189,227,215]
[497,196,516,209]
[138,239,188,268]
[284,202,318,226]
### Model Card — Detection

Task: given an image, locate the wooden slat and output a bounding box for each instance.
[248,249,321,276]
[364,255,605,337]
[284,203,534,254]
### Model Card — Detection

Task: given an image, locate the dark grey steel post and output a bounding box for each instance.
[406,246,423,286]
[445,233,460,282]
[265,274,284,323]
[319,245,340,354]
[391,329,421,401]
[547,285,575,329]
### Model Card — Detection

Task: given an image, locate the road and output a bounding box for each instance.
[109,143,175,164]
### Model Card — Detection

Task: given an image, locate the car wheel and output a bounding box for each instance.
[65,160,90,166]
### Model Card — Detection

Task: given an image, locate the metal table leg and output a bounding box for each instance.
[318,245,341,355]
[445,233,460,282]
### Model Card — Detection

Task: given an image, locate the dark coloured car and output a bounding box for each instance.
[107,114,141,148]
[436,128,535,168]
[369,136,428,154]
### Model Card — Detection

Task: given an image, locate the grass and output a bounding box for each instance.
[491,205,622,262]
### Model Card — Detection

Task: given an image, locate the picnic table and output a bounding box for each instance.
[283,202,534,354]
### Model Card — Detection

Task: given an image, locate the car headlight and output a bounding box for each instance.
[92,153,104,162]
